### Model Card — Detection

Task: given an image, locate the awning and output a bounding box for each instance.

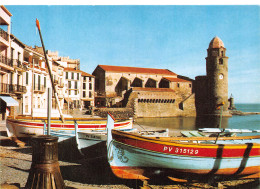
[0,95,19,106]
[64,97,73,103]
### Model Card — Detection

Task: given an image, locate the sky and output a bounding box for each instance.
[4,5,260,103]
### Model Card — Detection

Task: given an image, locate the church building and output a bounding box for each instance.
[93,36,230,118]
[92,65,195,117]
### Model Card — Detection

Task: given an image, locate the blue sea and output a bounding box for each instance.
[135,104,260,135]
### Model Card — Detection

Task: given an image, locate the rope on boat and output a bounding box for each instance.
[134,121,149,134]
[107,139,115,162]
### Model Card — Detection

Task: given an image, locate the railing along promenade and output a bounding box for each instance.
[0,83,26,94]
[0,27,9,41]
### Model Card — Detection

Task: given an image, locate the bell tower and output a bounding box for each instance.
[206,36,229,115]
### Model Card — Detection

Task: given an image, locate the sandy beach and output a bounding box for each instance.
[0,119,259,189]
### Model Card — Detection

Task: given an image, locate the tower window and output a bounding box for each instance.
[221,51,224,56]
[219,58,223,65]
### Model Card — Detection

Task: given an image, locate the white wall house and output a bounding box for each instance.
[81,71,95,108]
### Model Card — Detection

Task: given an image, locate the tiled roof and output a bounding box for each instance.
[64,67,82,72]
[132,87,174,92]
[98,65,177,76]
[163,77,191,82]
[24,44,44,56]
[1,6,12,16]
[81,71,94,77]
[64,68,94,77]
[10,34,25,48]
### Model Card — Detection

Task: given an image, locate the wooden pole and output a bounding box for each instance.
[36,19,65,122]
[47,87,51,135]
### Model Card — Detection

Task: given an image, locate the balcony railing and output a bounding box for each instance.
[0,83,26,94]
[0,28,9,42]
[0,54,12,67]
[13,59,27,71]
[34,85,46,93]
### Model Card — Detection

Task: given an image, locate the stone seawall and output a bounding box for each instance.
[94,108,134,118]
[128,91,196,118]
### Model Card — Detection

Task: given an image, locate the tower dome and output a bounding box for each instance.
[208,36,225,48]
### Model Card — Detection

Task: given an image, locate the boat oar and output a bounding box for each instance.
[199,128,260,133]
[36,19,65,123]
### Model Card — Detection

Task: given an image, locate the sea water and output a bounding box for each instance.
[135,104,260,135]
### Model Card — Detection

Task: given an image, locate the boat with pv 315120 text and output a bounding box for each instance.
[106,114,260,182]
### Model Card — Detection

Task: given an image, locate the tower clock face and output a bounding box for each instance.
[219,74,224,80]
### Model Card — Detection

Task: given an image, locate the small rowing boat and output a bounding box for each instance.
[76,113,169,155]
[106,119,260,181]
[6,116,133,142]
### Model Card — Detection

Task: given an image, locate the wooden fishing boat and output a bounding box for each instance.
[6,116,133,142]
[107,118,260,181]
[76,114,169,155]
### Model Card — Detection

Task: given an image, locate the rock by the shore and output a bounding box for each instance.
[230,110,260,116]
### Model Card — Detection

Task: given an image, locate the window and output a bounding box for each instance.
[72,73,74,79]
[177,83,180,88]
[89,77,92,81]
[11,48,14,60]
[219,58,223,65]
[89,83,92,90]
[44,77,46,88]
[17,75,21,85]
[83,83,86,89]
[189,84,192,88]
[18,52,21,62]
[75,81,78,89]
[66,72,68,79]
[68,81,71,89]
[33,74,36,90]
[89,91,92,98]
[75,90,77,95]
[69,90,71,95]
[83,91,86,97]
[26,72,29,85]
[38,75,41,90]
[10,73,13,84]
[77,73,79,80]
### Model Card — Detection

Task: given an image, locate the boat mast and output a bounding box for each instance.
[36,19,65,123]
